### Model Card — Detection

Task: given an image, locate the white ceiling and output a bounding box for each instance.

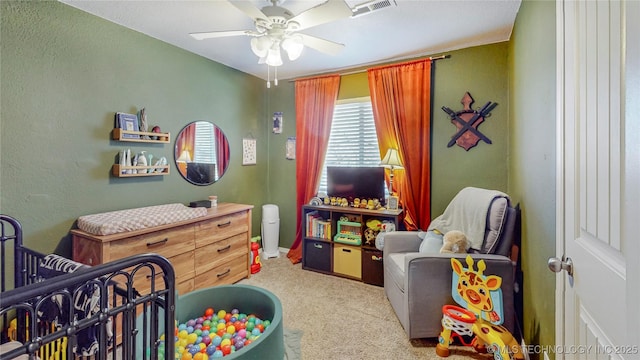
[59,0,521,81]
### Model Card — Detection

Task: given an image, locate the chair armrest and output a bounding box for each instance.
[383,231,422,255]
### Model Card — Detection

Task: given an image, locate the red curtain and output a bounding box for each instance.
[286,74,341,264]
[215,126,229,177]
[368,59,432,231]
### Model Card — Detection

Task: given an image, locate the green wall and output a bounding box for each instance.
[508,0,557,355]
[0,1,267,256]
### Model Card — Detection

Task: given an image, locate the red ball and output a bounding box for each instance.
[204,308,214,317]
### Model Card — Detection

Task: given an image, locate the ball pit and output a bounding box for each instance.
[171,306,272,359]
[138,285,283,360]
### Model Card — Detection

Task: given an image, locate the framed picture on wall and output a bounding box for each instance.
[242,138,256,165]
[273,112,283,134]
[286,137,295,160]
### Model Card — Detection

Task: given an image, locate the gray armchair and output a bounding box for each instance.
[383,187,520,339]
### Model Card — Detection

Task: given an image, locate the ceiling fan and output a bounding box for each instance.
[190,0,353,67]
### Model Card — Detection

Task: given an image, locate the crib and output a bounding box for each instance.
[0,214,176,360]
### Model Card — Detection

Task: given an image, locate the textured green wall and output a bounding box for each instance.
[508,0,557,355]
[0,1,267,256]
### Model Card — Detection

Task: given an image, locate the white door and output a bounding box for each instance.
[556,0,640,358]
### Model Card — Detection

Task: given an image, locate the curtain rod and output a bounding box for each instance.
[290,54,450,81]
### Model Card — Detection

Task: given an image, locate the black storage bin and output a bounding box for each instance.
[362,248,384,286]
[303,239,332,273]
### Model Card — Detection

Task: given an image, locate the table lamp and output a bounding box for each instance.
[380,148,404,199]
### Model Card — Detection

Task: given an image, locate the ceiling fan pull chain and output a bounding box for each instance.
[275,66,278,86]
[267,65,271,88]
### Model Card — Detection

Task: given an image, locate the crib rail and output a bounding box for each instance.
[1,253,176,360]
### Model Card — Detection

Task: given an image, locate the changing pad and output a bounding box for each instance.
[77,203,208,236]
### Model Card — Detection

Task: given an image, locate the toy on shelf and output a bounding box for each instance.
[436,255,523,360]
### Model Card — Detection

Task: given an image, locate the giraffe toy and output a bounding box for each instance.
[435,255,524,360]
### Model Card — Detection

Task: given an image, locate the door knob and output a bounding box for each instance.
[548,256,573,275]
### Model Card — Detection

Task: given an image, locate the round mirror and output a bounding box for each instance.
[174,121,230,186]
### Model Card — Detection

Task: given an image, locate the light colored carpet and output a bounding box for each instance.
[238,252,487,360]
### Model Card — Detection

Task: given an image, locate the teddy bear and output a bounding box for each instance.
[439,230,469,254]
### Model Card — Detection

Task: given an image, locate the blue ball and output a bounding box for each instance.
[212,350,224,358]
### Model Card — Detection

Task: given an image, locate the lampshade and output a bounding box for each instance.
[282,35,304,61]
[265,45,283,67]
[380,148,403,169]
[177,150,192,163]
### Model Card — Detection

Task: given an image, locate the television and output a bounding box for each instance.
[327,166,385,202]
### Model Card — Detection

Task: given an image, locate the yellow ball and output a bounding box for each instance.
[181,352,193,360]
[226,325,236,334]
[178,330,189,339]
[187,333,198,344]
[217,310,227,319]
[194,353,209,360]
[216,323,226,331]
[220,338,231,347]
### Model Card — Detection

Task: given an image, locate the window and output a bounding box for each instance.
[318,97,382,195]
[193,121,219,180]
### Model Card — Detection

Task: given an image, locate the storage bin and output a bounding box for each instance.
[303,239,332,273]
[333,244,361,279]
[362,249,384,286]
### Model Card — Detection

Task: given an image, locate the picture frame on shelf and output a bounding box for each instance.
[115,112,140,139]
[387,196,399,210]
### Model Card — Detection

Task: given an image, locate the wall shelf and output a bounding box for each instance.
[112,164,169,177]
[112,128,170,143]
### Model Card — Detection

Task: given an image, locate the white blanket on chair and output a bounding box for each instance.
[427,187,508,250]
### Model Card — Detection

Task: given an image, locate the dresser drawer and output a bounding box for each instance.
[194,233,248,275]
[109,224,195,260]
[195,212,248,248]
[194,253,249,289]
[130,251,195,294]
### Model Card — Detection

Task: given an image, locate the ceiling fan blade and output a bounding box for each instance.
[299,33,345,56]
[190,30,251,40]
[290,0,353,31]
[229,0,269,22]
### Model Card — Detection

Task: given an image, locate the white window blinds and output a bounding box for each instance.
[318,98,380,195]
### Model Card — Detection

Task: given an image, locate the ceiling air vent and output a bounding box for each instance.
[351,0,397,18]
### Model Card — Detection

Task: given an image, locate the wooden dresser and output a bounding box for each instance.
[71,203,253,295]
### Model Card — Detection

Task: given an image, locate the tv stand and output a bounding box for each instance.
[301,204,403,286]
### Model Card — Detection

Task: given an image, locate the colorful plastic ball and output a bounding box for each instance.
[205,308,214,317]
[194,353,208,360]
[187,319,196,327]
[188,346,200,356]
[217,310,226,319]
[251,328,261,336]
[181,352,193,360]
[221,345,232,355]
[226,325,236,335]
[220,338,231,348]
[201,335,211,346]
[212,350,223,358]
[212,335,222,347]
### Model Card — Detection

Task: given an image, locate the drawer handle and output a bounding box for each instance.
[342,248,351,253]
[217,221,231,228]
[217,269,231,278]
[217,245,231,253]
[146,271,164,280]
[372,255,382,261]
[147,238,168,247]
[314,243,323,249]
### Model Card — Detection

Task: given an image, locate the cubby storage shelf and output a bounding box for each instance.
[301,204,403,286]
[112,128,170,143]
[112,164,170,177]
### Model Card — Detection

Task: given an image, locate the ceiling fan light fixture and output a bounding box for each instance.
[265,47,283,67]
[250,36,270,58]
[282,35,304,61]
